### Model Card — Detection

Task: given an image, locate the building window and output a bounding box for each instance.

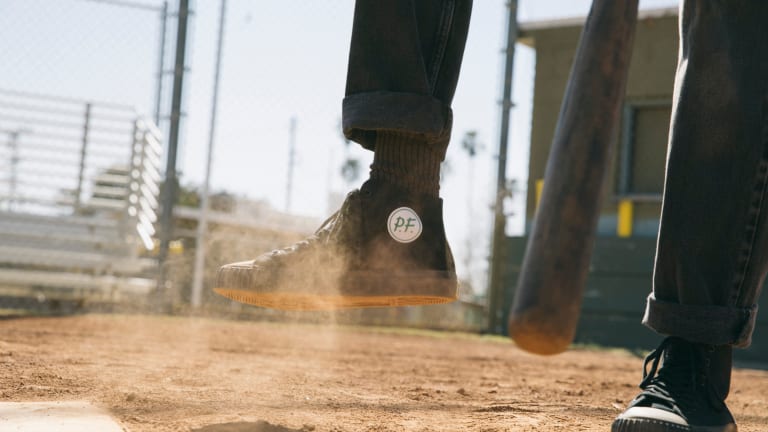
[617,100,672,198]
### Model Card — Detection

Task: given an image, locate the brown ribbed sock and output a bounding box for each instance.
[369,131,443,197]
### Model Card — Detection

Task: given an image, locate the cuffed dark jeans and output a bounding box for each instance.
[644,0,768,348]
[342,0,472,159]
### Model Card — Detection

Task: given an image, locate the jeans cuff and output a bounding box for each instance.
[642,294,759,347]
[342,91,452,152]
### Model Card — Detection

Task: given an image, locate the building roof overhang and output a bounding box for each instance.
[518,6,678,47]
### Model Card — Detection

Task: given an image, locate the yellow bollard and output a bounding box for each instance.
[535,179,544,210]
[617,199,633,238]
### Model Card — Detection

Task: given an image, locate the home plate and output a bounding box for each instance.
[0,401,123,431]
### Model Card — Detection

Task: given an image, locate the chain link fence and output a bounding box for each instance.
[0,0,170,314]
[0,0,502,331]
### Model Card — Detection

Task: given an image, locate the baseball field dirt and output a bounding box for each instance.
[0,314,766,431]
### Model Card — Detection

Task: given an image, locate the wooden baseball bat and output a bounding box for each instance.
[508,0,639,355]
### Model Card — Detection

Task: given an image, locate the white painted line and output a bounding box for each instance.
[0,401,123,432]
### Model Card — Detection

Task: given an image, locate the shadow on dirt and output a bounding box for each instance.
[192,420,314,432]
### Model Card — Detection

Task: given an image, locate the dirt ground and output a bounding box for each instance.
[0,314,766,432]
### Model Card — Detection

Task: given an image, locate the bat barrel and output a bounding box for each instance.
[508,0,639,355]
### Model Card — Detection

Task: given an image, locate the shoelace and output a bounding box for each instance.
[269,188,361,256]
[636,337,697,419]
[270,211,340,255]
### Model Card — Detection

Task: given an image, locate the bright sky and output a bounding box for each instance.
[1,0,678,293]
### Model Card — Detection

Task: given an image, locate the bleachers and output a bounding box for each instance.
[0,89,161,302]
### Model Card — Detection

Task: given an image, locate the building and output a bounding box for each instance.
[499,8,768,363]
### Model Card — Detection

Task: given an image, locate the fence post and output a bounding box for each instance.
[158,0,191,299]
[191,0,228,308]
[154,1,169,126]
[487,0,518,334]
[75,103,92,212]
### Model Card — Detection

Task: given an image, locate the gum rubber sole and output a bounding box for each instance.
[213,289,456,310]
[214,268,459,310]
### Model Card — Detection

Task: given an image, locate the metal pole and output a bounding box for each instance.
[462,131,479,276]
[191,0,227,308]
[75,103,92,212]
[487,0,518,334]
[158,0,191,292]
[154,1,168,126]
[286,116,297,212]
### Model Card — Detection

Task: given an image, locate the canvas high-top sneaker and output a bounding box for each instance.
[214,179,457,310]
[612,337,736,432]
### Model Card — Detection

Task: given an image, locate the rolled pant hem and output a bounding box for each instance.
[342,91,452,152]
[642,294,758,348]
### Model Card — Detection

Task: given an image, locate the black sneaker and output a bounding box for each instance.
[213,180,458,310]
[612,337,737,432]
